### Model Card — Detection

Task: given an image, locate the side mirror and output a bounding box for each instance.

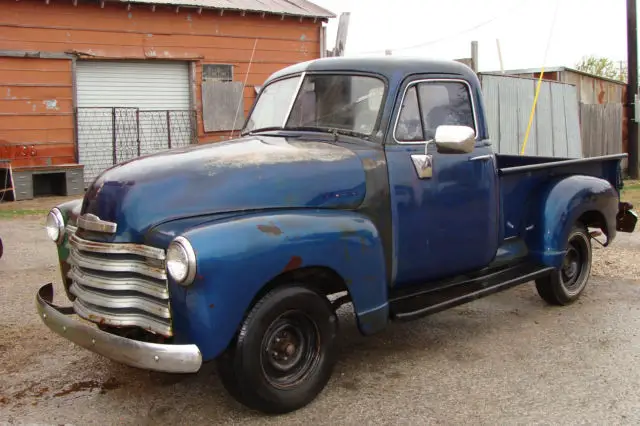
[433,125,476,154]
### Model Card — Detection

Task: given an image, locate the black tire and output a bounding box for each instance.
[535,222,592,305]
[215,284,339,414]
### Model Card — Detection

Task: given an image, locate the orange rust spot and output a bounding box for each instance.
[598,81,606,104]
[283,255,303,272]
[257,224,283,236]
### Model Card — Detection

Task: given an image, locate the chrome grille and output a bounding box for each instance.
[66,228,172,337]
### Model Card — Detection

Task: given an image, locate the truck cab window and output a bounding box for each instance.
[287,75,385,136]
[395,86,424,142]
[418,81,475,140]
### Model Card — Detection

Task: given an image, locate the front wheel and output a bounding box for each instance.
[216,284,339,414]
[535,223,592,305]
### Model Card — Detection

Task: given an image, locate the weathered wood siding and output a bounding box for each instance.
[580,103,625,167]
[0,57,75,167]
[0,0,323,165]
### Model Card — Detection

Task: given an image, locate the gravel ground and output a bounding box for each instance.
[1,207,640,425]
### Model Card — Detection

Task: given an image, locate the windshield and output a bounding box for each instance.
[243,74,385,137]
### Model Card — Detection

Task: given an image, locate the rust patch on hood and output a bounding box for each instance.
[257,223,283,236]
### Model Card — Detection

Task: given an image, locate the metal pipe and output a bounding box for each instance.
[627,0,638,178]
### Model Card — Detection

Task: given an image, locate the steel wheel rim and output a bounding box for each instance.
[260,310,321,389]
[560,233,589,295]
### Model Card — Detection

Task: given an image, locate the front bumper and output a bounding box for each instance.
[36,283,202,373]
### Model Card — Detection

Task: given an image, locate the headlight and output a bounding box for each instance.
[166,236,196,286]
[45,208,65,244]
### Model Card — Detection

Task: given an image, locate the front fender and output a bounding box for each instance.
[168,210,389,361]
[524,175,618,268]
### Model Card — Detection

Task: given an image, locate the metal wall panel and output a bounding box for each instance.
[516,77,536,155]
[76,61,190,110]
[480,73,500,145]
[563,84,582,158]
[495,76,520,154]
[480,73,582,158]
[535,81,554,156]
[550,84,568,157]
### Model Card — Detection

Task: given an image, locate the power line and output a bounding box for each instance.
[349,0,530,56]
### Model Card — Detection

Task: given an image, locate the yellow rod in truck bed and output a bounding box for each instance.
[520,68,545,155]
[520,0,561,156]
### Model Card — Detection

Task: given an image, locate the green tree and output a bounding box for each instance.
[575,55,625,81]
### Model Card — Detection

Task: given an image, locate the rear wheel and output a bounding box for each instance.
[535,223,592,305]
[216,284,338,414]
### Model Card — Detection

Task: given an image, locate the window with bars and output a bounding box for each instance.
[203,64,233,82]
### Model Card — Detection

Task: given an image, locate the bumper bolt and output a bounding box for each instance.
[154,356,159,362]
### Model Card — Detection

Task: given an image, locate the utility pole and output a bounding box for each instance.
[627,0,638,178]
[496,39,505,74]
[471,41,479,73]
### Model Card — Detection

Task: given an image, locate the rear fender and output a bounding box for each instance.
[523,175,618,268]
[168,210,389,361]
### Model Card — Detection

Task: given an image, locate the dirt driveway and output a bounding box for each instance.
[1,202,640,425]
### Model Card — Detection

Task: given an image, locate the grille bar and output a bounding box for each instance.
[73,297,172,337]
[68,267,169,300]
[68,249,167,281]
[69,233,166,260]
[70,282,171,319]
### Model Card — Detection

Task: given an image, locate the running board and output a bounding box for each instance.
[389,264,555,321]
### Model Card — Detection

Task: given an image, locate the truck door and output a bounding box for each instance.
[385,78,499,287]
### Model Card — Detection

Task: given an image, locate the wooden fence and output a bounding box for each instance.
[579,103,624,165]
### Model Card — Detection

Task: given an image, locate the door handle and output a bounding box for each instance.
[469,154,493,162]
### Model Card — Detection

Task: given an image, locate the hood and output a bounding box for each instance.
[81,135,367,242]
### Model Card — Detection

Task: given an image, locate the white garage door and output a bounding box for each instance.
[75,60,193,186]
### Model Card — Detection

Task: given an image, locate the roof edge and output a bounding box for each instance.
[111,0,336,19]
[491,66,626,86]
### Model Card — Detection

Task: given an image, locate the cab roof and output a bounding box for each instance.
[265,56,478,84]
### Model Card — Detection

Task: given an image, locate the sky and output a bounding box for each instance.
[313,0,631,73]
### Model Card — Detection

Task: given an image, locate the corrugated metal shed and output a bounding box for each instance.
[497,66,625,105]
[114,0,336,18]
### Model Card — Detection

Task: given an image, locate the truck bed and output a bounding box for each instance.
[496,153,626,240]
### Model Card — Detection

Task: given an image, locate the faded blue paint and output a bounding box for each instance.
[522,175,619,267]
[167,210,388,360]
[385,143,501,286]
[81,137,367,243]
[498,154,623,243]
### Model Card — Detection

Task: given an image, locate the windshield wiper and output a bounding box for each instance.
[286,126,371,141]
[243,126,284,136]
[245,125,371,141]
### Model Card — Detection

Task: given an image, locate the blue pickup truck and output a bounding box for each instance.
[37,57,637,414]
